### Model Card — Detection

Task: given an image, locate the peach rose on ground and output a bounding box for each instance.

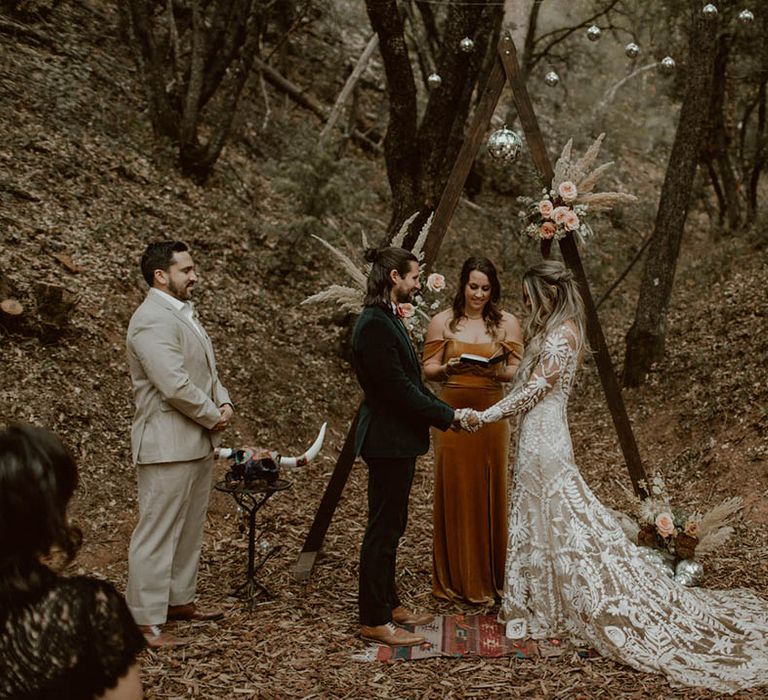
[558,180,578,202]
[426,272,446,293]
[655,512,675,538]
[563,209,581,231]
[539,221,556,239]
[552,206,570,225]
[684,521,700,538]
[538,199,554,218]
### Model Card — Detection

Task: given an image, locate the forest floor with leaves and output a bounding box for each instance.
[1,2,768,698]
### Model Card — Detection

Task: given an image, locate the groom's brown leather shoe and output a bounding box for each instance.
[167,603,224,622]
[360,622,425,647]
[392,605,434,627]
[139,624,188,649]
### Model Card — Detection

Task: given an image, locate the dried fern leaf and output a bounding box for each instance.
[311,234,367,289]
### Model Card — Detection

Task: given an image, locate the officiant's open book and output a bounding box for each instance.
[458,350,509,367]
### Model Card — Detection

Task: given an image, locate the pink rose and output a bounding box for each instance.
[558,180,578,202]
[539,221,556,239]
[563,210,580,231]
[538,199,554,218]
[655,513,675,538]
[684,521,700,538]
[552,206,570,225]
[399,302,415,318]
[426,272,446,293]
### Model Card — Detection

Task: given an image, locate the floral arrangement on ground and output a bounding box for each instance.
[614,472,743,563]
[518,133,638,244]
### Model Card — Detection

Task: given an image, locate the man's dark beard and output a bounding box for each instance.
[394,288,414,303]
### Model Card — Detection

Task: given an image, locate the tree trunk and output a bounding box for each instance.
[747,77,766,224]
[365,0,503,243]
[623,2,719,387]
[121,0,264,181]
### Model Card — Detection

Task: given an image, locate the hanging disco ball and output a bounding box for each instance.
[587,24,603,41]
[738,9,755,24]
[675,559,704,586]
[625,42,640,59]
[659,56,676,74]
[674,572,695,586]
[459,37,475,53]
[427,73,442,90]
[544,70,560,87]
[487,127,523,162]
[586,25,602,42]
[702,3,718,20]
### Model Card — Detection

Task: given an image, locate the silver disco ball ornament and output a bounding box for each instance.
[487,127,523,162]
[544,70,560,87]
[459,37,475,53]
[586,25,602,42]
[659,56,676,74]
[675,559,704,586]
[674,572,695,586]
[702,3,718,20]
[625,42,640,59]
[738,9,755,24]
[427,73,442,90]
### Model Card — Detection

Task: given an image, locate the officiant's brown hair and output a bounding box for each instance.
[363,246,418,309]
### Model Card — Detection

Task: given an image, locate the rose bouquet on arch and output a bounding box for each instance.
[518,133,638,245]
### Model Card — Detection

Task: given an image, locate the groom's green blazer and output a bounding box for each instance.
[352,304,454,458]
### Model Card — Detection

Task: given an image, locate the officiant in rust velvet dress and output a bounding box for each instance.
[422,257,523,604]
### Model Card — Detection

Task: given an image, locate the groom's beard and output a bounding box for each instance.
[394,288,415,303]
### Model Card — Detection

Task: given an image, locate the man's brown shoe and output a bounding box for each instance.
[360,622,425,647]
[392,605,434,627]
[139,624,188,649]
[167,603,224,622]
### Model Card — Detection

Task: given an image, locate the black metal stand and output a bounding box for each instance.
[214,478,291,606]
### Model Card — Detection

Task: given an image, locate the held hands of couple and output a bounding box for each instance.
[453,405,505,432]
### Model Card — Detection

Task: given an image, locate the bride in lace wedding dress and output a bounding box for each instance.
[458,260,768,694]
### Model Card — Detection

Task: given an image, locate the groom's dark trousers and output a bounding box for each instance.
[352,304,454,627]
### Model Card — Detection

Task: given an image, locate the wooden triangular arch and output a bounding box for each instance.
[295,32,648,583]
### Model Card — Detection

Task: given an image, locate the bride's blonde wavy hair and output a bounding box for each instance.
[514,260,588,386]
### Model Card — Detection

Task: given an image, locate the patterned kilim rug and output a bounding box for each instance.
[353,614,596,662]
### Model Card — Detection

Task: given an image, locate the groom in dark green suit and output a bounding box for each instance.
[352,246,458,647]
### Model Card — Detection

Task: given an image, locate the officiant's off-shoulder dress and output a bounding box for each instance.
[423,338,522,604]
[489,322,768,694]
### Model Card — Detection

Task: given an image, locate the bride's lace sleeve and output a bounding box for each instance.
[479,323,579,423]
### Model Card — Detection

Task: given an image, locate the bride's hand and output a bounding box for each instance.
[456,408,482,432]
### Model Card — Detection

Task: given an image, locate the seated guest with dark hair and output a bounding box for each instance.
[0,424,145,700]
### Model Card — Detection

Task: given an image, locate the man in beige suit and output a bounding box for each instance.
[126,240,233,648]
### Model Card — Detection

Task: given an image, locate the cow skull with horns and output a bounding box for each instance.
[217,422,327,488]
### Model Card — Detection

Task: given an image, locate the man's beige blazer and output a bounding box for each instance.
[126,289,232,465]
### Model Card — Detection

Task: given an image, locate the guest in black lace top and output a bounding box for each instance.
[0,424,145,700]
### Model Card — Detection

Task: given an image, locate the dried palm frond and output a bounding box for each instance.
[571,132,606,186]
[551,138,574,190]
[576,191,638,212]
[391,211,420,248]
[696,526,736,555]
[698,496,743,539]
[301,284,362,312]
[412,212,434,262]
[310,234,366,289]
[361,229,369,251]
[576,161,614,194]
